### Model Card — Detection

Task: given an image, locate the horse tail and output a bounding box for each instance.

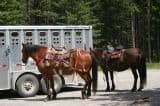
[91,52,98,93]
[138,53,147,87]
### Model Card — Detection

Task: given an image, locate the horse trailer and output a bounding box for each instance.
[0,26,93,97]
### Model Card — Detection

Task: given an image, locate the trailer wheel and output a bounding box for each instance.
[41,74,63,94]
[16,74,39,97]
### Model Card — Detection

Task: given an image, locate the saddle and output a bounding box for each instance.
[45,47,70,67]
[108,50,124,60]
[45,47,68,59]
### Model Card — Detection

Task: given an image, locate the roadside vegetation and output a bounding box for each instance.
[0,0,159,62]
[147,63,160,69]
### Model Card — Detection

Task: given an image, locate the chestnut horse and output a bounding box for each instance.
[21,43,93,100]
[91,48,147,92]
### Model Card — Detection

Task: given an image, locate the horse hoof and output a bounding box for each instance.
[111,87,115,91]
[52,95,57,100]
[131,88,136,92]
[81,91,87,99]
[138,88,143,91]
[87,93,91,98]
[44,96,51,102]
[44,98,48,102]
[82,94,86,99]
[106,88,110,92]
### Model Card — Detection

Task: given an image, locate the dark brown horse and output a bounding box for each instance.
[91,48,147,92]
[22,43,93,100]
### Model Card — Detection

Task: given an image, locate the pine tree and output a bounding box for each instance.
[0,0,27,25]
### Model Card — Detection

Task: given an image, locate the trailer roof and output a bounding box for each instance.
[0,25,92,30]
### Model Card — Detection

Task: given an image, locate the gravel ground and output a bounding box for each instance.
[0,69,160,106]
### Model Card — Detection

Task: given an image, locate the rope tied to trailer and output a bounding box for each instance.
[5,46,11,57]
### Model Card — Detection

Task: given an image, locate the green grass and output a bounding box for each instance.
[147,63,160,69]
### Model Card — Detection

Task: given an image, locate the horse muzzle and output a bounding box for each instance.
[22,59,27,65]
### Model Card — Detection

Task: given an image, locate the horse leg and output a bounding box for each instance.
[79,72,89,99]
[138,56,147,91]
[50,76,57,99]
[87,73,92,98]
[137,66,147,91]
[137,72,144,91]
[131,68,138,91]
[110,71,115,91]
[103,68,110,91]
[44,77,52,101]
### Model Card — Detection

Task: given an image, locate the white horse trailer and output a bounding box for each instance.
[0,25,93,97]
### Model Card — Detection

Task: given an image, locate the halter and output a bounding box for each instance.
[35,58,43,65]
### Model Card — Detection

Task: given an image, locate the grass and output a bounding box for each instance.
[96,63,160,71]
[147,62,160,69]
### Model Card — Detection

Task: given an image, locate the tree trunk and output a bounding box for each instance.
[147,0,152,62]
[131,12,136,48]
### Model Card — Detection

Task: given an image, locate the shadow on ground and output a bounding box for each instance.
[1,87,160,106]
[0,86,82,101]
[93,88,160,106]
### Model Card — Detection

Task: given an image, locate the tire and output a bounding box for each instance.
[16,74,39,97]
[41,74,63,94]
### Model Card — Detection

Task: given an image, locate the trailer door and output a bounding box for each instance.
[51,31,61,47]
[38,31,48,46]
[75,30,83,49]
[0,32,10,90]
[64,31,72,50]
[10,31,22,71]
[24,31,37,70]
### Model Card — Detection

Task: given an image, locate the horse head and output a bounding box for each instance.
[91,48,104,59]
[22,43,30,64]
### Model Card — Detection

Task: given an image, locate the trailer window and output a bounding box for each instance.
[0,32,4,37]
[40,32,46,36]
[52,32,60,45]
[11,32,19,46]
[65,32,70,36]
[25,32,33,45]
[76,31,82,44]
[76,32,81,36]
[11,32,19,37]
[39,31,47,45]
[53,32,59,36]
[26,32,32,36]
[0,32,5,46]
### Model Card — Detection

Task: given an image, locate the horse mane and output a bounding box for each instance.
[24,44,47,53]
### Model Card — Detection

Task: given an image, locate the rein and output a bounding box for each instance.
[35,58,42,65]
[34,55,46,65]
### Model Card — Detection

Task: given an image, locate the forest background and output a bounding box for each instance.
[0,0,159,64]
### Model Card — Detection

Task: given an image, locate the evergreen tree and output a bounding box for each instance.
[99,0,132,48]
[51,0,102,45]
[0,0,27,25]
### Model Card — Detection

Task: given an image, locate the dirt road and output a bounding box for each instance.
[0,69,160,106]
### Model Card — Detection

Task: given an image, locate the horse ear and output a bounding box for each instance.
[22,43,25,47]
[51,45,55,49]
[89,47,92,51]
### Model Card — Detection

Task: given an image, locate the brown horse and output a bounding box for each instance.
[22,43,93,100]
[91,48,147,92]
